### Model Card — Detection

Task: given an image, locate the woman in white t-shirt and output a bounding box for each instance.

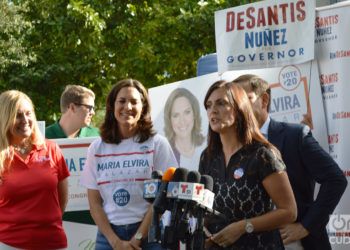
[81,79,178,250]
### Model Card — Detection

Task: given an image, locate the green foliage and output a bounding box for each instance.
[0,0,257,126]
[0,0,34,72]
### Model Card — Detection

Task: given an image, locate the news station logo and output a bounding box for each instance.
[167,182,179,198]
[143,180,160,198]
[328,214,350,245]
[178,182,204,202]
[328,214,350,232]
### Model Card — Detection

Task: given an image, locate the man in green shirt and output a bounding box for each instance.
[46,85,99,138]
[46,84,99,225]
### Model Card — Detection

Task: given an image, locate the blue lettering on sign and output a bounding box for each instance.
[79,157,86,171]
[65,157,86,172]
[322,85,334,94]
[113,189,130,206]
[245,28,287,49]
[226,48,304,64]
[316,27,332,37]
[66,158,76,172]
[270,94,301,113]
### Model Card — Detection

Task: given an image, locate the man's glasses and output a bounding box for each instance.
[74,103,94,112]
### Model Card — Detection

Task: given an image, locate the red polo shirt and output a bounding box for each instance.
[0,140,70,249]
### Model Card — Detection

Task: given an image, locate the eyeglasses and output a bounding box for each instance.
[74,103,94,112]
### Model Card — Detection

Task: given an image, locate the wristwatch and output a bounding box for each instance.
[245,219,254,233]
[134,232,143,241]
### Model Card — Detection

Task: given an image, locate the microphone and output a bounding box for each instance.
[192,175,214,250]
[143,170,163,203]
[166,167,189,199]
[178,170,204,202]
[200,175,213,191]
[163,168,189,248]
[152,170,163,179]
[148,167,176,243]
[197,175,214,210]
[152,167,176,212]
[177,171,203,244]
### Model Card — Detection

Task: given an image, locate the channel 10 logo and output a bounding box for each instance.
[144,180,160,198]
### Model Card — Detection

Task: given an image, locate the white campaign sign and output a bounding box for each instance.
[215,0,315,72]
[150,61,327,250]
[149,60,328,166]
[63,221,97,250]
[52,137,98,250]
[316,2,350,249]
[54,137,98,212]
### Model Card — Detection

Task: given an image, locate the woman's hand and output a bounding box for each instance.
[129,237,142,250]
[111,239,139,250]
[280,223,309,244]
[204,238,214,249]
[210,221,245,248]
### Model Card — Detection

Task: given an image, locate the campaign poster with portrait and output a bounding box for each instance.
[149,60,328,172]
[150,74,218,172]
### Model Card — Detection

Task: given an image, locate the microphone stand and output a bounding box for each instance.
[192,209,205,250]
[148,209,161,243]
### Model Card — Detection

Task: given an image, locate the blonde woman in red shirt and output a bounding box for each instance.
[0,90,70,250]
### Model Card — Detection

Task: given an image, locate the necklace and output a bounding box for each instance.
[13,143,31,155]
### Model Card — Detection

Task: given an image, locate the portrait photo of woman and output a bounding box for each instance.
[164,88,206,171]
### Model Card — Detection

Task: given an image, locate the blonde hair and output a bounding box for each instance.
[0,90,45,176]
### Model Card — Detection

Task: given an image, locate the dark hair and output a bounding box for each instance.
[232,74,272,111]
[203,80,277,160]
[163,88,204,146]
[100,79,155,144]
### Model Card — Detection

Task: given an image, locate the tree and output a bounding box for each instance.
[0,0,34,73]
[1,0,254,125]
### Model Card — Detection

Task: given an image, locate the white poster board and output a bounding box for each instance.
[215,0,315,72]
[150,60,328,170]
[52,137,98,249]
[54,137,97,212]
[316,2,350,249]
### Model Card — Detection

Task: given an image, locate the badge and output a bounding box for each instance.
[233,167,244,179]
[113,188,130,206]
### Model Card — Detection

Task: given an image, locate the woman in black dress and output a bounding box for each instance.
[199,80,296,250]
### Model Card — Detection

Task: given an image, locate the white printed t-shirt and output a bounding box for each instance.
[80,134,178,225]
